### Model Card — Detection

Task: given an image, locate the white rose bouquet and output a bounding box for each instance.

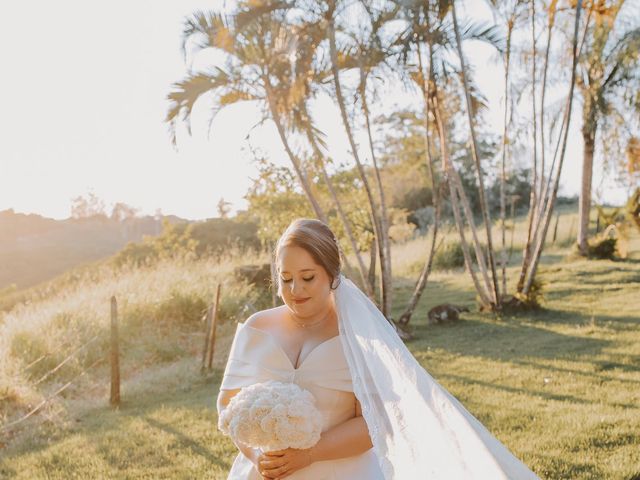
[218,380,323,451]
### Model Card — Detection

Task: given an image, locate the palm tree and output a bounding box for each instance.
[323,0,394,318]
[350,1,399,317]
[232,2,380,299]
[486,0,528,296]
[521,0,583,295]
[392,0,505,310]
[517,0,560,293]
[451,0,502,308]
[166,8,329,224]
[397,38,443,326]
[390,1,444,324]
[575,0,640,255]
[285,17,376,297]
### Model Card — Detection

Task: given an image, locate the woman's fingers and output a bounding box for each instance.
[264,464,289,478]
[260,457,287,470]
[264,449,286,457]
[259,448,294,479]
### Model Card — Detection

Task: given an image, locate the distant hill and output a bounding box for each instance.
[0,209,188,290]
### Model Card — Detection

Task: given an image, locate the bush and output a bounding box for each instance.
[507,278,545,311]
[10,332,54,377]
[155,291,209,326]
[219,278,272,322]
[433,241,466,270]
[586,237,618,260]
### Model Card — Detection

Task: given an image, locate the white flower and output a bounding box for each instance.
[218,380,323,451]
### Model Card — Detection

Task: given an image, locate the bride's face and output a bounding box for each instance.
[277,245,333,318]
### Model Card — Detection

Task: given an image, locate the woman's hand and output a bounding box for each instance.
[256,447,315,479]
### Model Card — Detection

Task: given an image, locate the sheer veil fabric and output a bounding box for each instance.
[334,274,540,479]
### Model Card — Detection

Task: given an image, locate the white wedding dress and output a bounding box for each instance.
[219,322,385,479]
[219,276,540,479]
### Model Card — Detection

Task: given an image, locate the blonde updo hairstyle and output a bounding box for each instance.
[274,219,342,296]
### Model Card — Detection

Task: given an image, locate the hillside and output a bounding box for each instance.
[0,209,187,291]
[0,208,638,479]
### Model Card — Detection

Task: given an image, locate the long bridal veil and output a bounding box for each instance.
[334,274,540,479]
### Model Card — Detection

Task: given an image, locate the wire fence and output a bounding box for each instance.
[0,356,106,433]
[0,285,224,437]
[1,303,115,435]
[31,334,100,387]
[0,335,98,404]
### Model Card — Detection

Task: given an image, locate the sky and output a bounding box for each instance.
[0,0,630,221]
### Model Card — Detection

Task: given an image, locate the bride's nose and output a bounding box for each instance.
[291,279,305,296]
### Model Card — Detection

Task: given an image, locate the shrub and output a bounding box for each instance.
[10,332,55,377]
[219,278,272,323]
[150,342,187,363]
[508,277,545,310]
[433,241,466,270]
[155,291,208,326]
[585,237,618,260]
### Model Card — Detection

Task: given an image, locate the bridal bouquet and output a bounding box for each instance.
[218,380,323,451]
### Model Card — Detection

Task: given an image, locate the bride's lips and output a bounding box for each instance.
[293,297,311,304]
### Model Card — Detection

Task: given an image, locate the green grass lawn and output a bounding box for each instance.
[1,223,639,479]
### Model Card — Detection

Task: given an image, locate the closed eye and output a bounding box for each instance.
[281,276,315,283]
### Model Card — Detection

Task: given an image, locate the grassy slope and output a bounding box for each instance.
[1,210,639,479]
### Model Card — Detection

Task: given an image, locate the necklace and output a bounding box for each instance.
[290,310,334,329]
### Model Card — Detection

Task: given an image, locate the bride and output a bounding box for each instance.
[217,218,540,479]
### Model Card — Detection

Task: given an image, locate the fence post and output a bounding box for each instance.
[110,296,120,407]
[201,305,212,372]
[206,284,221,371]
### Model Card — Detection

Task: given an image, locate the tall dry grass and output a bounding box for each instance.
[0,249,271,426]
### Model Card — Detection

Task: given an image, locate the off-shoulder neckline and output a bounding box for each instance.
[239,323,342,370]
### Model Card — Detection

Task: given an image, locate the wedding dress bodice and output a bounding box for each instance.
[220,322,384,479]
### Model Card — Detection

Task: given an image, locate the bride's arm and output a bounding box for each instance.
[308,397,373,462]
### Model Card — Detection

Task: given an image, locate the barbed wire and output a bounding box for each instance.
[0,355,106,434]
[0,333,102,403]
[19,354,48,375]
[32,334,101,387]
[9,334,81,382]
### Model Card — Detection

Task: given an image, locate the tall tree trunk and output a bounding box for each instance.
[304,121,374,297]
[530,0,540,209]
[360,80,393,317]
[432,91,493,306]
[523,0,583,295]
[533,1,558,235]
[263,80,328,224]
[578,123,596,254]
[326,11,391,317]
[516,0,540,294]
[397,42,441,326]
[398,193,440,326]
[368,236,377,293]
[425,20,492,307]
[500,23,513,297]
[452,0,501,307]
[537,1,557,221]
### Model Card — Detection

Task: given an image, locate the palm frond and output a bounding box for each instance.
[460,71,489,116]
[206,88,259,141]
[602,26,640,90]
[235,0,291,31]
[181,10,235,60]
[165,68,234,148]
[459,19,506,55]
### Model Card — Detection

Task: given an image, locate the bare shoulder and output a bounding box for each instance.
[244,305,288,332]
